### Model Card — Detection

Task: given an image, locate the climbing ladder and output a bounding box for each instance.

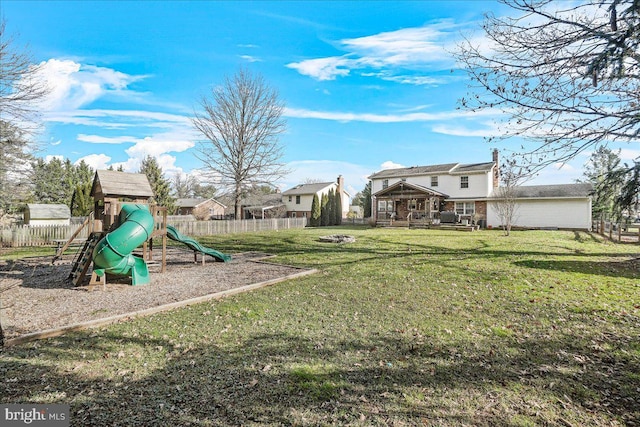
[68,233,101,286]
[52,211,95,263]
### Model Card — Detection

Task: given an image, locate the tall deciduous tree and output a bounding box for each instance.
[139,156,176,213]
[171,171,200,199]
[457,0,640,173]
[0,20,49,130]
[0,21,49,221]
[192,68,288,219]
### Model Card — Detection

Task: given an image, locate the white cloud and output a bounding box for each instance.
[284,106,493,123]
[35,59,148,111]
[432,123,500,138]
[125,134,195,159]
[76,153,111,170]
[619,147,640,161]
[287,56,352,81]
[239,55,262,63]
[77,134,138,144]
[287,20,466,83]
[380,160,405,170]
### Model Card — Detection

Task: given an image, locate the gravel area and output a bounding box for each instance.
[0,248,310,340]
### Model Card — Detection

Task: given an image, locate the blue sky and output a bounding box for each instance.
[5,0,637,195]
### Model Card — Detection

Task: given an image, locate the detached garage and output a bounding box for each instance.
[487,183,592,230]
[23,204,71,226]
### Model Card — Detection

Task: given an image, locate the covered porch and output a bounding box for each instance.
[373,181,449,227]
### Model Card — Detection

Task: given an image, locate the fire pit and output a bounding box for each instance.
[318,234,356,243]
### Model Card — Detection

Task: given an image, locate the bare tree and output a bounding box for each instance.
[192,69,288,218]
[491,158,527,236]
[171,171,200,198]
[0,20,49,129]
[0,21,49,221]
[457,0,640,173]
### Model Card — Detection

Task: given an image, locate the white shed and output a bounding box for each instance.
[487,183,592,230]
[23,204,71,226]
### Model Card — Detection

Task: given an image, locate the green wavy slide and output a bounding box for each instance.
[92,204,154,286]
[166,225,231,262]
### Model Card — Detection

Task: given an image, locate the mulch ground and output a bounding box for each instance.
[0,248,312,342]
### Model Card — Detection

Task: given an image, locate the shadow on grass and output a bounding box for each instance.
[514,258,640,279]
[2,325,638,426]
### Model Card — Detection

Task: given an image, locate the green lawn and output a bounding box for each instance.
[2,227,639,426]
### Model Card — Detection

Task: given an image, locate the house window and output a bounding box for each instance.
[288,196,292,202]
[296,195,301,204]
[291,212,296,218]
[378,200,387,211]
[382,179,389,189]
[460,176,469,189]
[455,202,475,215]
[431,176,438,187]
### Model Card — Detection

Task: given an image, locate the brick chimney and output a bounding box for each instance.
[336,175,344,196]
[492,149,500,188]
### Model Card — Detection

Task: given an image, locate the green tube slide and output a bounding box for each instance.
[166,225,231,262]
[92,204,155,286]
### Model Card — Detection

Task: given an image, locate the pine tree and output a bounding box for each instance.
[334,189,342,225]
[71,181,93,216]
[320,193,329,226]
[139,156,176,213]
[31,157,68,204]
[310,193,321,227]
[327,189,335,226]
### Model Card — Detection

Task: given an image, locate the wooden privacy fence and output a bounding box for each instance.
[0,217,307,248]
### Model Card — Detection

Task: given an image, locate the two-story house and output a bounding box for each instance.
[369,150,592,230]
[282,176,350,219]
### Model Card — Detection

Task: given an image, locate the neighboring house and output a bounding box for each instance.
[487,183,592,230]
[281,176,351,219]
[175,198,226,220]
[241,193,286,219]
[23,204,71,226]
[368,150,592,230]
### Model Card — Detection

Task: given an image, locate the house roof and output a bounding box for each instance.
[91,170,154,199]
[176,198,226,209]
[373,181,449,198]
[495,183,593,199]
[369,162,495,180]
[450,162,495,174]
[25,204,70,219]
[369,163,458,179]
[242,194,284,209]
[282,182,334,195]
